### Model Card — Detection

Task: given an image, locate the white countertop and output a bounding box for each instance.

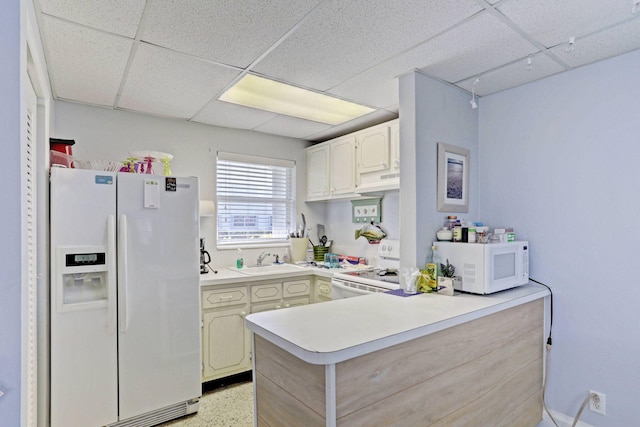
[199,264,345,286]
[245,284,549,365]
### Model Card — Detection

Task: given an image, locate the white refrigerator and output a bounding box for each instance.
[50,168,201,427]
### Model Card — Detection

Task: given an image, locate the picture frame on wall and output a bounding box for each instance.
[437,142,469,212]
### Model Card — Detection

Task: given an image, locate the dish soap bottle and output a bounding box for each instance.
[236,248,244,269]
[425,245,441,291]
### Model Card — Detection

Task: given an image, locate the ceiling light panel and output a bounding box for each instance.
[139,0,322,68]
[192,100,278,130]
[549,18,640,68]
[220,74,375,125]
[253,115,333,140]
[39,0,146,38]
[417,12,539,83]
[118,43,241,119]
[498,0,635,48]
[252,0,482,91]
[41,16,133,106]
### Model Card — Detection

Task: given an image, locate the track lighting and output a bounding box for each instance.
[470,78,479,109]
[565,36,575,53]
[526,56,533,71]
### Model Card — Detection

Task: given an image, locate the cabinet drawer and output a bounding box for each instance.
[202,286,248,309]
[251,283,282,303]
[283,279,311,298]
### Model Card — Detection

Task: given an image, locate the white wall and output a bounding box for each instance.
[52,101,321,268]
[0,1,22,425]
[323,191,400,265]
[479,49,640,426]
[399,71,479,268]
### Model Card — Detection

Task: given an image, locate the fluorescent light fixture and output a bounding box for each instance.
[219,74,375,125]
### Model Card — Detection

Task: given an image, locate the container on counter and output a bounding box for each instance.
[445,216,458,230]
[468,228,476,243]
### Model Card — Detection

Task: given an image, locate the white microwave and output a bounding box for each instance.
[434,241,529,294]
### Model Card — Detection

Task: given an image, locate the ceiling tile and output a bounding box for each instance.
[456,52,565,96]
[253,0,482,91]
[139,0,323,68]
[42,16,133,106]
[118,43,241,119]
[253,115,333,140]
[498,0,637,48]
[192,100,278,130]
[549,18,640,68]
[39,0,145,38]
[418,11,539,83]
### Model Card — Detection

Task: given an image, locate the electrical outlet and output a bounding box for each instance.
[589,390,606,415]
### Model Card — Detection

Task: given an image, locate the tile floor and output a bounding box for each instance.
[158,381,254,427]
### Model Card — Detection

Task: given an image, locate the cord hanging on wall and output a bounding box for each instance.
[470,78,480,109]
[633,0,640,14]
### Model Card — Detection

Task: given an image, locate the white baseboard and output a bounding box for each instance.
[537,409,594,427]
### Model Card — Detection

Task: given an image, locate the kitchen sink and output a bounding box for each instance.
[228,263,308,275]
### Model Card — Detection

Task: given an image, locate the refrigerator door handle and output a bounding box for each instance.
[118,214,129,334]
[107,215,116,335]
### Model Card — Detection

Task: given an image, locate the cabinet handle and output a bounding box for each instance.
[285,303,291,308]
[276,305,282,310]
[381,162,387,168]
[240,311,247,318]
[220,295,233,300]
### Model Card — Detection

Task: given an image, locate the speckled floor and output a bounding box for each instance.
[158,381,254,427]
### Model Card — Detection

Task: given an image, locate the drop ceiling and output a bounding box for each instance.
[36,0,640,142]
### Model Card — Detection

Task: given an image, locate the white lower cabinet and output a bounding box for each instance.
[201,285,251,382]
[313,277,332,303]
[202,277,313,382]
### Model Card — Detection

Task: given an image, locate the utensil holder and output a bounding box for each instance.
[313,245,329,261]
[289,238,309,263]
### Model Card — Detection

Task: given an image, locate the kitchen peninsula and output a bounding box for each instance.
[245,284,549,427]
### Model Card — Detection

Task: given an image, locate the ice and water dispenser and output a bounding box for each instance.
[56,247,109,309]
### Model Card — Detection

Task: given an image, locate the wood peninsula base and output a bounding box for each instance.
[252,298,544,427]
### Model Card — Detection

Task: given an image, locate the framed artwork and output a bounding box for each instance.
[437,142,469,212]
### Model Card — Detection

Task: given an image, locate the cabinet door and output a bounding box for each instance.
[357,125,390,174]
[202,306,251,381]
[306,144,330,200]
[330,136,357,196]
[313,278,332,303]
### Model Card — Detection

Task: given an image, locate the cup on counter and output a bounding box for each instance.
[400,267,419,295]
[324,253,339,268]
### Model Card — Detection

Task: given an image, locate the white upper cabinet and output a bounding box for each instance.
[356,119,399,193]
[329,136,357,197]
[306,118,399,201]
[306,144,330,200]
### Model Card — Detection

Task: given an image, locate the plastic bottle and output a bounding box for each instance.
[424,245,442,290]
[283,247,290,264]
[236,248,244,269]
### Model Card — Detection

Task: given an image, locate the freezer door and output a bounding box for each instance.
[116,173,201,420]
[50,168,118,427]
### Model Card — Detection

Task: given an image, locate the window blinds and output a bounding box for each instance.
[216,152,296,245]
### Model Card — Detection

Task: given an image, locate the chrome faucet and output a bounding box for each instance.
[256,251,272,266]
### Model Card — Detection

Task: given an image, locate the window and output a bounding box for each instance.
[217,152,296,246]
